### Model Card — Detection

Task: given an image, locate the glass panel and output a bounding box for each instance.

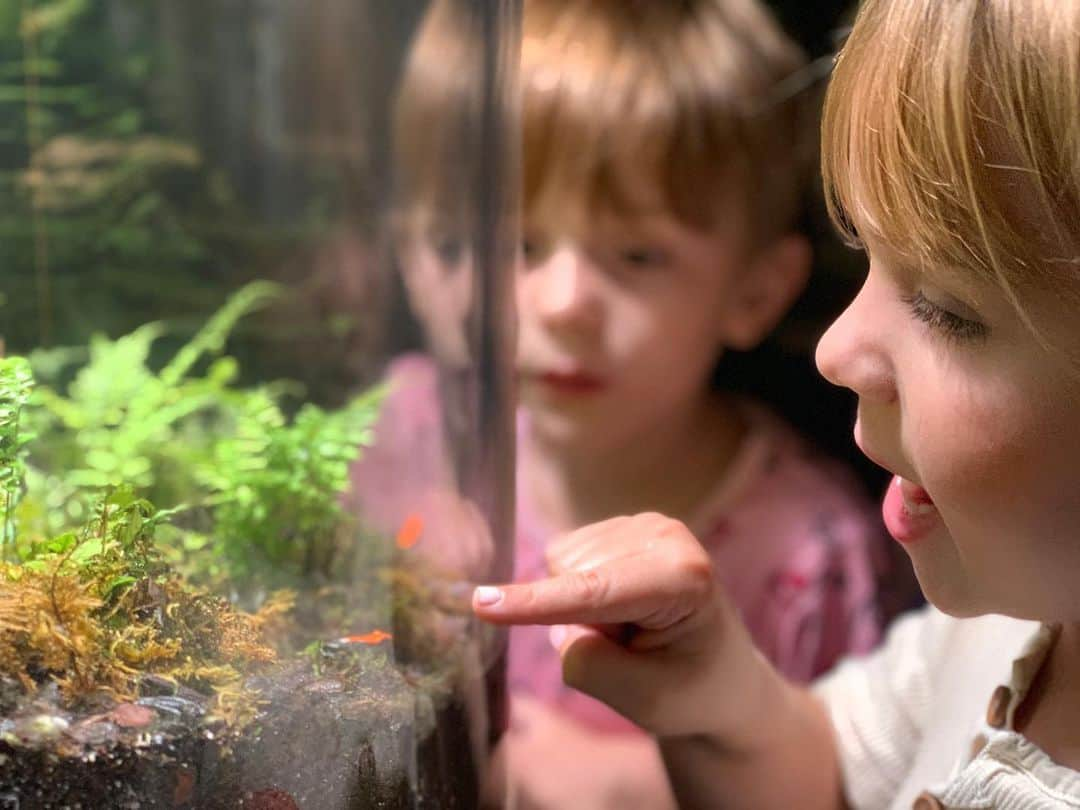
[0,0,518,807]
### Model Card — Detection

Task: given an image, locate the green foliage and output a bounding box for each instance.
[207,384,385,588]
[1,0,385,410]
[25,282,280,517]
[18,486,174,609]
[12,281,384,592]
[0,356,34,556]
[0,280,388,718]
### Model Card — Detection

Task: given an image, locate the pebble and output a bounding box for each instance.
[110,703,156,729]
[67,717,119,747]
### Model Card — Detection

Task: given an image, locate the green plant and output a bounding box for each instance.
[15,281,384,593]
[0,484,288,723]
[205,384,385,589]
[0,281,391,722]
[0,356,33,559]
[27,280,280,498]
[0,367,285,720]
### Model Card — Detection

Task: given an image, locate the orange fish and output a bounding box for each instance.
[337,629,393,645]
[396,514,424,550]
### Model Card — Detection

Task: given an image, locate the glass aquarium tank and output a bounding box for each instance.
[0,0,518,807]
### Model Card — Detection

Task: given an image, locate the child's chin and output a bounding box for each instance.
[526,410,586,441]
[909,562,982,619]
[523,407,604,446]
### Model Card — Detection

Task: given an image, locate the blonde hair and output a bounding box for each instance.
[523,0,811,249]
[822,0,1080,330]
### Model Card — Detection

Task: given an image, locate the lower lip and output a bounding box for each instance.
[881,476,941,544]
[534,372,607,396]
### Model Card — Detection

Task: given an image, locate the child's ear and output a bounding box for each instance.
[721,234,812,351]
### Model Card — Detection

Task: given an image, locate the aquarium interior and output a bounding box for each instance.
[0,0,518,807]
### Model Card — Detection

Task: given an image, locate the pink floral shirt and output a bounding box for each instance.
[512,401,885,732]
[353,355,886,734]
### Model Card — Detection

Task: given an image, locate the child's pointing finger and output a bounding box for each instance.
[472,516,715,632]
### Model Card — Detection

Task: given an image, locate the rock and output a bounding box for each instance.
[109,703,156,729]
[136,695,205,720]
[66,717,119,747]
[3,714,70,747]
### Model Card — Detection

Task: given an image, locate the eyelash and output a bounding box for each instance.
[901,291,988,343]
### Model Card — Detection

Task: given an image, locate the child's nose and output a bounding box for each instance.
[815,279,897,404]
[528,246,602,329]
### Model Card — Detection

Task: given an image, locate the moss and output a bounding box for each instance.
[0,525,290,728]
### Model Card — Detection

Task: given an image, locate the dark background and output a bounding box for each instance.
[720,1,890,499]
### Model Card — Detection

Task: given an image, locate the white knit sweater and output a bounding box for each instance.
[814,607,1080,809]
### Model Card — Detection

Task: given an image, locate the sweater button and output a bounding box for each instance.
[912,791,944,810]
[986,684,1012,729]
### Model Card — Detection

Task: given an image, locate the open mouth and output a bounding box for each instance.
[883,474,941,544]
[898,476,936,514]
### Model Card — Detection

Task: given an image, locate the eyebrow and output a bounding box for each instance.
[860,229,992,301]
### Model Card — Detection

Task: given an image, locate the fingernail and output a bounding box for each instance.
[473,586,504,607]
[549,625,567,650]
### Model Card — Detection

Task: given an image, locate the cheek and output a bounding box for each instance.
[611,294,720,365]
[920,375,1031,499]
[922,375,1080,544]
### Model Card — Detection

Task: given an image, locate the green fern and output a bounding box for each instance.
[25,282,281,512]
[12,281,385,592]
[207,384,385,587]
[0,356,34,559]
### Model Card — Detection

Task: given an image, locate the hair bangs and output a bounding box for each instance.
[522,0,806,243]
[823,3,990,288]
[824,0,1080,309]
[522,8,719,232]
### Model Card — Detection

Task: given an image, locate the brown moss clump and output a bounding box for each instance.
[0,562,108,697]
[0,492,294,729]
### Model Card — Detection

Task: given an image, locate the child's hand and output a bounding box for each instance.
[473,513,772,741]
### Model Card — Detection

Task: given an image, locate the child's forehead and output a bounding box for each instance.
[524,165,745,243]
[836,141,1080,314]
[523,127,752,237]
[856,222,990,300]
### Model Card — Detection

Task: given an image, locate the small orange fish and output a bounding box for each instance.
[396,514,424,550]
[337,629,393,645]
